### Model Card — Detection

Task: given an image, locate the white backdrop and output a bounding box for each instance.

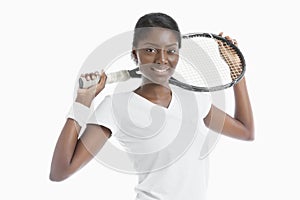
[1,0,299,199]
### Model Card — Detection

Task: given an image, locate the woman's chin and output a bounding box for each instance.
[143,72,174,85]
[142,76,171,87]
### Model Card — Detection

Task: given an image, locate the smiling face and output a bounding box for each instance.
[132,28,180,86]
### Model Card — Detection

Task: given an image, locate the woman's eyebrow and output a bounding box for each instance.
[140,42,178,48]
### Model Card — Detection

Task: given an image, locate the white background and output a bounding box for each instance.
[1,0,299,199]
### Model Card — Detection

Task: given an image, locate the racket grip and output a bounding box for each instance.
[79,76,100,89]
[78,70,130,89]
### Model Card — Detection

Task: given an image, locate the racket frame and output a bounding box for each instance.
[79,32,246,92]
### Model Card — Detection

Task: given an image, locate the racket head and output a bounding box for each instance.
[79,32,246,92]
[171,32,246,92]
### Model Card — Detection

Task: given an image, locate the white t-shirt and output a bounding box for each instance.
[87,86,212,200]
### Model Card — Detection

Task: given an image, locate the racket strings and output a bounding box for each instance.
[216,39,243,81]
[176,37,233,88]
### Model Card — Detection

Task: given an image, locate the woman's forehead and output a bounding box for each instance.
[136,27,179,47]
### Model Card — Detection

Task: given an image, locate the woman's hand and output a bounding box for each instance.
[75,71,107,107]
[219,32,238,46]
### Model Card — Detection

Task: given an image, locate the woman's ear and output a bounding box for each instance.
[131,49,138,65]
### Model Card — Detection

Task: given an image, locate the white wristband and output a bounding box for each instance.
[66,102,91,127]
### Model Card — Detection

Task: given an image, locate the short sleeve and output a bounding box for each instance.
[86,95,118,135]
[197,93,212,119]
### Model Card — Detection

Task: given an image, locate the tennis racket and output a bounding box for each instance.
[79,32,246,92]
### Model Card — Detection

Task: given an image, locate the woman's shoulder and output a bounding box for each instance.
[110,91,135,99]
[100,91,136,105]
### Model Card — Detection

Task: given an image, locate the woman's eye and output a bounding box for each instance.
[145,48,157,53]
[168,49,177,54]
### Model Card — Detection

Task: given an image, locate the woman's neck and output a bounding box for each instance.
[133,76,172,108]
[135,83,172,99]
[134,78,173,108]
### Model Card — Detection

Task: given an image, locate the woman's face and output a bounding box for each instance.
[133,28,180,85]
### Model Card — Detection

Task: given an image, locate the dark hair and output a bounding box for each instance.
[132,12,181,48]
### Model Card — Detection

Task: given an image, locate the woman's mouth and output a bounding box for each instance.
[151,66,170,73]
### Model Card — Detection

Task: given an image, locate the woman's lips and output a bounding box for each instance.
[151,66,170,73]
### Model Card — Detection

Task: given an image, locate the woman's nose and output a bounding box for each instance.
[155,50,168,65]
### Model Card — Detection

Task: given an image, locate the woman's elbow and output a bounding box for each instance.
[49,172,68,182]
[243,128,255,141]
[245,134,255,141]
[49,166,71,182]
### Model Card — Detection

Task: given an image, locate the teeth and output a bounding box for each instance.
[152,67,169,73]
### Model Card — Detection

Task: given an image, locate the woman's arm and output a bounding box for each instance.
[204,77,254,141]
[204,33,254,141]
[49,72,111,181]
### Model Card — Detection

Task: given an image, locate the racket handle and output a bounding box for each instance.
[79,76,99,89]
[78,70,131,89]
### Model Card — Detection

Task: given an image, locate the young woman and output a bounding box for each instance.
[50,12,254,200]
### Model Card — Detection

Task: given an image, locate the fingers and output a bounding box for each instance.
[79,70,105,91]
[225,36,236,44]
[219,32,238,46]
[81,71,100,82]
[86,70,107,96]
[76,70,107,106]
